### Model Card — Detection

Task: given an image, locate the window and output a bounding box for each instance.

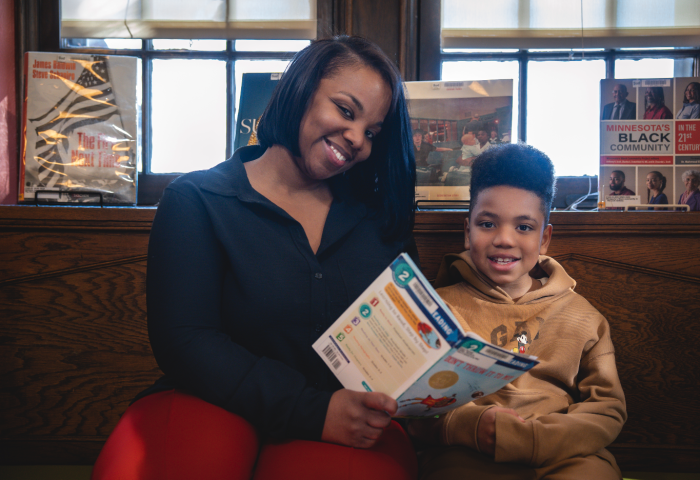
[436,0,700,177]
[57,0,318,204]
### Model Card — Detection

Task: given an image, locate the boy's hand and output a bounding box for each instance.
[322,389,397,449]
[477,407,524,456]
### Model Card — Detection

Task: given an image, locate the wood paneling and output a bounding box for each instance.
[1,207,699,472]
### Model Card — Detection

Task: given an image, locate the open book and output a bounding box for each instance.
[313,253,539,418]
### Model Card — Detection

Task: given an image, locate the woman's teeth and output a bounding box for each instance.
[330,145,346,163]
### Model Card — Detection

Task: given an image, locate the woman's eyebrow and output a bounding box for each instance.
[339,91,364,112]
[337,91,384,127]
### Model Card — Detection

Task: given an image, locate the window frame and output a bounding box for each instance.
[418,0,700,143]
[17,0,334,205]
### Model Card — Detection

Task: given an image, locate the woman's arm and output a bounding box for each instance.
[147,185,333,440]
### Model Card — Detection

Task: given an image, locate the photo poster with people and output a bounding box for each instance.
[20,51,140,205]
[233,72,282,151]
[600,77,700,211]
[404,80,514,204]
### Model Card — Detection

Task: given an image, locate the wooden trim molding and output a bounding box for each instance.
[1,206,699,470]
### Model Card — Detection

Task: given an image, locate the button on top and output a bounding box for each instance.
[314,273,323,279]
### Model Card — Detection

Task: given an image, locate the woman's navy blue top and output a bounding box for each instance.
[139,145,418,441]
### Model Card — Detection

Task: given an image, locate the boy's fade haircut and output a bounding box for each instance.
[469,142,556,225]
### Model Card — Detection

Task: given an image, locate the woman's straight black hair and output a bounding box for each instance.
[257,35,415,241]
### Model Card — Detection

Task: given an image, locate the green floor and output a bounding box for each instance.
[0,466,698,480]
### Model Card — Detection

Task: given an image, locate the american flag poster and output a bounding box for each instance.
[20,52,140,204]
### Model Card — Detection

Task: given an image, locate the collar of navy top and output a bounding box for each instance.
[198,144,368,222]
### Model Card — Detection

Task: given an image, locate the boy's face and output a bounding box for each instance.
[465,186,552,297]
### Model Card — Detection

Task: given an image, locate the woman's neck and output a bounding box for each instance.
[650,189,660,197]
[245,145,328,197]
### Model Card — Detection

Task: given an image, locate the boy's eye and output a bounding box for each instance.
[517,224,534,232]
[479,221,495,228]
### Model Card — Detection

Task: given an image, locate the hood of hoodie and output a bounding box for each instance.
[433,252,576,305]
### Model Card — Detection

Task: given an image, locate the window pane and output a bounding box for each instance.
[441,61,519,143]
[64,38,142,49]
[527,59,605,177]
[151,59,227,173]
[152,39,226,51]
[614,57,693,79]
[615,58,673,79]
[235,40,310,52]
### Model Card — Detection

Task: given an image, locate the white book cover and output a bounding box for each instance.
[313,254,538,418]
[20,52,141,204]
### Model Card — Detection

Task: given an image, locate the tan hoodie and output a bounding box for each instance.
[408,253,627,469]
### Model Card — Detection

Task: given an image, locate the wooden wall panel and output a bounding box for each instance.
[1,207,699,472]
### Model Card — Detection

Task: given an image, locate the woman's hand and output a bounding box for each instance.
[476,407,524,456]
[322,389,397,448]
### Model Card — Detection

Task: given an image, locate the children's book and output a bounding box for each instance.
[312,253,539,418]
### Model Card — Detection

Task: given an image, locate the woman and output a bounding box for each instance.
[646,171,668,205]
[676,82,700,119]
[643,87,672,120]
[679,169,700,211]
[92,36,418,480]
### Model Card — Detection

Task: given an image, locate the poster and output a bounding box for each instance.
[404,80,514,204]
[20,52,141,204]
[600,78,700,211]
[234,72,281,151]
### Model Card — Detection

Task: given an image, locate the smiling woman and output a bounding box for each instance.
[90,36,418,480]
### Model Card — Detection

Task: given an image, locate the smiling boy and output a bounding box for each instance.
[409,143,627,479]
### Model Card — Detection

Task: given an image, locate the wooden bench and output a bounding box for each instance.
[1,206,698,472]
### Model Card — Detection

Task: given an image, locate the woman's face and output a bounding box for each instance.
[684,174,700,192]
[685,84,698,103]
[646,173,661,191]
[295,64,391,181]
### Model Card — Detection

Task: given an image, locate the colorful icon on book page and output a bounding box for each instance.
[336,332,345,342]
[428,370,459,389]
[351,317,361,326]
[417,322,441,349]
[359,303,372,318]
[370,297,379,306]
[400,394,457,412]
[392,261,414,287]
[344,325,353,334]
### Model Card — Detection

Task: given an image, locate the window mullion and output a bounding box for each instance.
[519,51,527,143]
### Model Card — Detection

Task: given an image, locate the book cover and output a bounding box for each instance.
[312,254,538,418]
[404,80,514,205]
[20,52,141,205]
[599,78,700,211]
[233,72,281,152]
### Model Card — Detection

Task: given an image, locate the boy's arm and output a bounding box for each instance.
[493,319,627,467]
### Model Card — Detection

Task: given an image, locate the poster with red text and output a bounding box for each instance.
[20,52,141,204]
[600,78,700,211]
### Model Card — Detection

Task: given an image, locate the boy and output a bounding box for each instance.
[408,143,627,479]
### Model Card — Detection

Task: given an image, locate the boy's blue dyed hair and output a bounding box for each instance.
[469,143,556,225]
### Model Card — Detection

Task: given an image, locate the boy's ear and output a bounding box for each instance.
[539,224,553,255]
[464,217,471,250]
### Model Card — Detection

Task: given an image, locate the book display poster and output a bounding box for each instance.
[405,80,514,203]
[20,52,141,204]
[600,78,700,210]
[234,72,281,152]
